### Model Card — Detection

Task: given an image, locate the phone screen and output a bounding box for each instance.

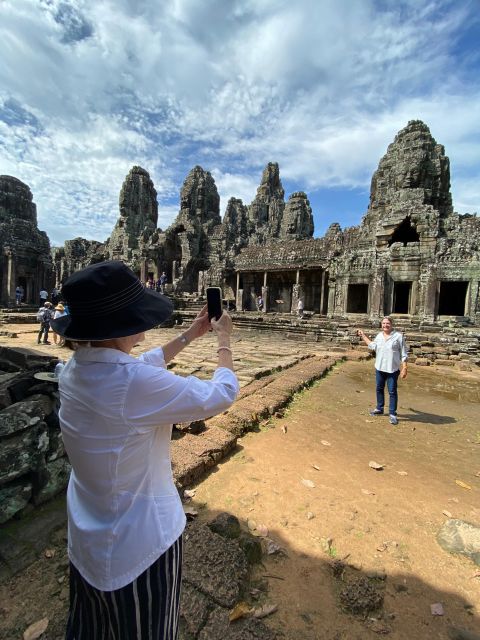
[206,287,222,320]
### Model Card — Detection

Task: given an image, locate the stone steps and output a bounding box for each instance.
[171,353,352,487]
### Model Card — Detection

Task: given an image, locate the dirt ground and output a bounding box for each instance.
[0,326,479,639]
[194,360,480,639]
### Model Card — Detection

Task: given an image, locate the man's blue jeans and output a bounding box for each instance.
[375,369,400,415]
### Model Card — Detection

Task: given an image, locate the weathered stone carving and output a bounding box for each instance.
[2,119,480,324]
[0,176,53,305]
[52,237,105,287]
[109,165,158,256]
[247,162,285,243]
[280,191,314,240]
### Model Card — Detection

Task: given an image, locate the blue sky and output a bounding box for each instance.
[0,0,479,245]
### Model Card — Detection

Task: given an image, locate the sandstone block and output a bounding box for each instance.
[437,519,480,566]
[415,358,431,366]
[434,359,455,367]
[0,424,49,486]
[32,457,70,506]
[0,395,53,438]
[0,481,32,524]
[183,523,248,608]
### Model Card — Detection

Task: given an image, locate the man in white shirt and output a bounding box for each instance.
[39,287,48,306]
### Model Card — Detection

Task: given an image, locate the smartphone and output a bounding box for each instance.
[206,287,223,321]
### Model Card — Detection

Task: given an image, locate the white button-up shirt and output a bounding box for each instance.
[368,331,408,373]
[58,346,239,591]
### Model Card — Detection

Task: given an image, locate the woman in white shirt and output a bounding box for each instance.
[51,261,238,640]
[357,316,408,425]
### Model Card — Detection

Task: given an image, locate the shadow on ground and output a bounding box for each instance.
[184,506,480,640]
[401,408,457,425]
[1,501,479,640]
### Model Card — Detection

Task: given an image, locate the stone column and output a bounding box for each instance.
[36,262,44,303]
[197,271,205,296]
[261,286,269,312]
[327,279,336,318]
[261,272,268,312]
[369,268,386,321]
[469,280,479,323]
[410,280,419,315]
[319,270,326,315]
[26,277,33,305]
[465,279,476,318]
[6,249,15,306]
[236,288,244,311]
[234,272,240,309]
[291,284,304,315]
[1,251,8,304]
[140,260,146,283]
[422,264,437,322]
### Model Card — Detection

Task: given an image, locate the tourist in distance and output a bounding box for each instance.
[357,317,408,425]
[297,298,304,317]
[50,260,238,640]
[52,303,67,346]
[15,285,23,305]
[36,301,53,344]
[39,287,48,306]
[256,294,263,311]
[159,270,168,293]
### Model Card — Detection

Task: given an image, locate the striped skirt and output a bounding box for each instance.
[66,536,183,640]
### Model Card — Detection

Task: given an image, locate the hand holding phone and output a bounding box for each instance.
[206,287,223,321]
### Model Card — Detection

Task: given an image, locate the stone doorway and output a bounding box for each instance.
[300,269,323,313]
[438,281,469,316]
[393,281,412,313]
[346,283,369,313]
[242,273,264,311]
[267,271,296,313]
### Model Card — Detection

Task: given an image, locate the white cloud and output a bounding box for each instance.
[210,169,259,212]
[451,175,480,214]
[157,204,179,231]
[0,0,479,241]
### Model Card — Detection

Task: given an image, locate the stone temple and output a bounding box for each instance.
[1,120,480,325]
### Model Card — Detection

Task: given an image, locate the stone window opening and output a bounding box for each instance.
[388,216,420,247]
[438,281,469,316]
[347,283,369,313]
[393,281,412,314]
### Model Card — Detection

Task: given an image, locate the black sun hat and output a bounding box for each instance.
[50,261,173,341]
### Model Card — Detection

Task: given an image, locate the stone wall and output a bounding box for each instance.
[0,348,69,524]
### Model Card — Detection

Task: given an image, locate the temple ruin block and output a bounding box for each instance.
[1,119,480,325]
[0,176,53,305]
